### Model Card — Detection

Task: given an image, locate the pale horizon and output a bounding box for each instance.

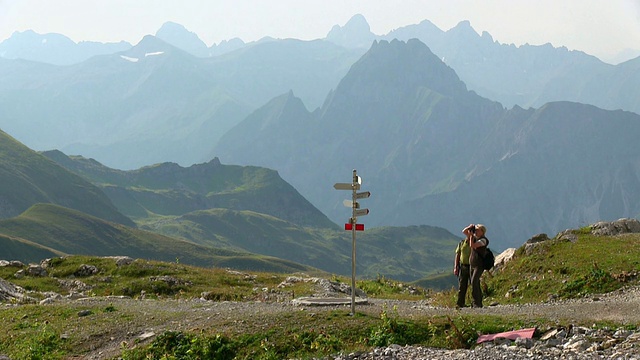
[1,0,639,64]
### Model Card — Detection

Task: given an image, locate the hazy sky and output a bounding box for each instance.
[1,0,639,63]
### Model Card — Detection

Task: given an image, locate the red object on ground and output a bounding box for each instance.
[476,328,536,344]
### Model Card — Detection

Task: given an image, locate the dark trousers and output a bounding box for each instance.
[470,265,484,307]
[456,264,470,307]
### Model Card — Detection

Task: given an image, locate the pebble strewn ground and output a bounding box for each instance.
[319,286,640,360]
[2,272,639,359]
[75,284,638,359]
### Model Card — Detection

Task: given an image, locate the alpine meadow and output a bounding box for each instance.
[0,11,640,359]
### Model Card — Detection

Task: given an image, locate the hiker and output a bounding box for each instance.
[463,223,488,308]
[454,233,471,308]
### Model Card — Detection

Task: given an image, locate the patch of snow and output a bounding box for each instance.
[145,51,164,57]
[499,150,518,161]
[120,55,139,63]
[42,38,47,44]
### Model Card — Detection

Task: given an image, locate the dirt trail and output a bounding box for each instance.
[80,285,640,359]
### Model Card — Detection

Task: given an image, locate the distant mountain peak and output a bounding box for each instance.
[447,20,480,41]
[335,38,467,100]
[325,14,376,48]
[382,19,444,46]
[343,14,371,31]
[481,31,494,42]
[157,21,188,33]
[155,21,209,57]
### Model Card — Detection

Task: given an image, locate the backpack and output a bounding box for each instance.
[477,236,495,271]
[482,247,495,270]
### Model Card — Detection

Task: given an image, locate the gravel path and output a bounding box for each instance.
[77,285,640,359]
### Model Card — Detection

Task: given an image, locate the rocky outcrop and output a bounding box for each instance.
[0,256,136,304]
[0,277,30,303]
[520,218,640,258]
[493,248,516,270]
[591,218,640,236]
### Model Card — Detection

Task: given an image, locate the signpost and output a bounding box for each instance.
[333,169,370,315]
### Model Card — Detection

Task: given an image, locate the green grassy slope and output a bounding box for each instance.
[0,233,66,262]
[42,151,338,229]
[141,211,461,281]
[0,203,318,273]
[0,130,133,226]
[485,229,640,304]
[39,150,463,281]
[0,228,638,360]
[139,208,350,273]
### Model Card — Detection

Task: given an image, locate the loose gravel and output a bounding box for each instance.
[69,285,640,359]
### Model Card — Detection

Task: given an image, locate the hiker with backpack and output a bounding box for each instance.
[463,223,489,308]
[454,234,471,308]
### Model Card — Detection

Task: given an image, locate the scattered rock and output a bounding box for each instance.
[58,279,92,292]
[0,260,25,268]
[75,264,99,277]
[78,309,93,317]
[110,256,134,267]
[40,297,57,305]
[591,218,640,236]
[526,233,551,244]
[138,331,155,341]
[557,230,578,242]
[323,325,640,359]
[0,277,30,303]
[149,275,192,287]
[26,264,47,277]
[493,248,516,269]
[524,234,552,255]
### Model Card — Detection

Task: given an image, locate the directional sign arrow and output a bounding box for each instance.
[355,191,371,199]
[354,208,369,217]
[334,183,361,191]
[334,183,352,190]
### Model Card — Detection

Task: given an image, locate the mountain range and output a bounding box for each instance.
[2,15,639,116]
[212,39,640,250]
[1,15,639,254]
[0,34,361,170]
[0,126,460,283]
